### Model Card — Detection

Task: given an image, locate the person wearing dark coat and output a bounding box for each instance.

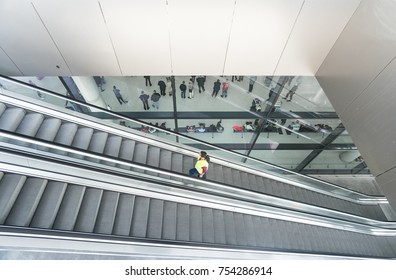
[179,81,187,99]
[212,79,221,97]
[151,90,161,109]
[158,80,166,96]
[139,90,150,110]
[196,76,206,93]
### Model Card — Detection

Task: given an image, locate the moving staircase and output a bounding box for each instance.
[0,82,396,259]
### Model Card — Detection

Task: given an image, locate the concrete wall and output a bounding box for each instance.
[316,0,396,209]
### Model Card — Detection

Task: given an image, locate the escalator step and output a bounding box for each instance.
[52,184,86,231]
[112,194,135,236]
[0,107,25,131]
[102,136,122,168]
[213,209,226,244]
[30,181,68,229]
[16,113,44,137]
[35,118,62,143]
[118,139,136,167]
[130,196,150,237]
[231,170,243,187]
[53,123,78,156]
[162,201,177,240]
[94,191,120,234]
[146,146,161,176]
[223,211,237,245]
[5,177,47,227]
[202,208,215,243]
[234,213,248,246]
[132,143,149,173]
[159,150,172,179]
[222,167,233,186]
[189,205,203,242]
[242,214,257,246]
[176,203,190,241]
[0,174,27,224]
[146,198,164,239]
[74,188,103,233]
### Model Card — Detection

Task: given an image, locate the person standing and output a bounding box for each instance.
[158,79,166,96]
[139,90,150,110]
[144,76,152,87]
[212,79,221,97]
[179,81,187,99]
[248,76,257,93]
[196,76,206,93]
[221,79,230,98]
[113,85,127,105]
[189,151,210,179]
[188,79,194,99]
[151,90,161,109]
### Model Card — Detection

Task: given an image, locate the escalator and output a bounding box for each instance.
[0,93,390,222]
[1,79,396,259]
[1,152,396,259]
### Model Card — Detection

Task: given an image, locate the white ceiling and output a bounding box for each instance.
[0,0,361,76]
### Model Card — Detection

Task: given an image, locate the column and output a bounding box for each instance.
[72,76,106,109]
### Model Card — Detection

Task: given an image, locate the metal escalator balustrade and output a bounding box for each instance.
[0,75,381,199]
[0,129,394,228]
[0,99,392,223]
[0,79,392,221]
[1,157,396,259]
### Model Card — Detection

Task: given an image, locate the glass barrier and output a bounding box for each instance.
[0,75,371,198]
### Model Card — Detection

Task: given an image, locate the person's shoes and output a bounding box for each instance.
[282,97,287,99]
[188,97,191,99]
[286,100,291,102]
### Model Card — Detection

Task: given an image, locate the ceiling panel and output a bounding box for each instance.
[0,47,22,76]
[32,0,121,75]
[0,0,71,76]
[100,0,172,75]
[224,0,303,75]
[274,0,361,75]
[168,0,235,75]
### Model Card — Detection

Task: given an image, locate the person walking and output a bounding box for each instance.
[221,79,230,98]
[196,76,206,93]
[179,81,187,99]
[144,76,152,87]
[188,79,194,99]
[158,79,166,96]
[212,79,221,97]
[151,90,161,109]
[139,90,150,110]
[189,151,210,179]
[113,85,127,105]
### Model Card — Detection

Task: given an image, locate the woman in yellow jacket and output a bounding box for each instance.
[189,151,210,179]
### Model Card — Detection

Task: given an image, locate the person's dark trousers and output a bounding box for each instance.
[249,84,254,92]
[117,96,126,104]
[143,101,149,110]
[181,91,186,98]
[189,168,206,179]
[212,89,219,97]
[160,88,166,96]
[198,85,205,93]
[145,77,152,86]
